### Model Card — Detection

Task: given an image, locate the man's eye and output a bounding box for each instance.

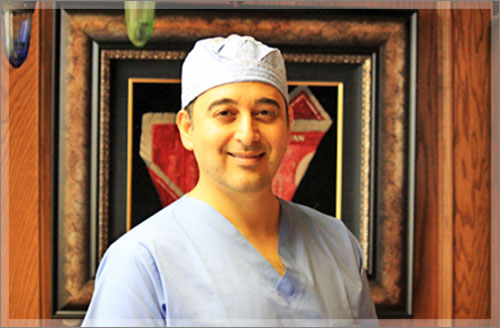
[216,110,232,117]
[257,110,276,117]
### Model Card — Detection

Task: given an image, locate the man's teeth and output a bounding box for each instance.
[230,153,262,158]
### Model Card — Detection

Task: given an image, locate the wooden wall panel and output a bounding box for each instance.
[413,8,454,320]
[8,8,41,321]
[1,8,55,325]
[1,8,42,325]
[452,9,491,319]
[413,6,492,321]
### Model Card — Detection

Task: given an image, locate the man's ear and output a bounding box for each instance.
[176,109,193,151]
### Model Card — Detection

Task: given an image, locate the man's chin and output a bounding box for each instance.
[223,178,271,194]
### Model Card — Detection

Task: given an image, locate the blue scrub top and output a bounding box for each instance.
[82,196,377,327]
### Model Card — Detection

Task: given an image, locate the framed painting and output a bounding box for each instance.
[126,79,345,228]
[54,7,416,318]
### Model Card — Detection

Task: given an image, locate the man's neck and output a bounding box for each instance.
[187,183,281,239]
[187,182,285,276]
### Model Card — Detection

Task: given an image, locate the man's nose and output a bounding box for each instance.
[234,114,260,145]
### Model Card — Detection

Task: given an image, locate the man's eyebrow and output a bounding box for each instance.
[208,98,237,111]
[254,97,281,109]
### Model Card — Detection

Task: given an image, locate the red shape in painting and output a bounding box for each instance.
[272,131,325,201]
[140,113,198,207]
[151,124,198,197]
[291,92,325,120]
[271,86,332,201]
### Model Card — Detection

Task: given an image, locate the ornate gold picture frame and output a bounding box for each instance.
[55,8,416,318]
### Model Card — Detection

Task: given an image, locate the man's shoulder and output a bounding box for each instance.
[105,196,193,256]
[280,199,363,265]
[280,199,347,232]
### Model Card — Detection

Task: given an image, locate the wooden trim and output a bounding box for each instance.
[39,8,55,320]
[435,6,454,320]
[413,8,454,320]
[70,0,493,10]
[1,12,11,328]
[490,8,499,326]
[452,8,491,319]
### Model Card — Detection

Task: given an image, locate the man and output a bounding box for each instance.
[82,35,377,327]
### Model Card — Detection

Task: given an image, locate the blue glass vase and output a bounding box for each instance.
[1,1,35,68]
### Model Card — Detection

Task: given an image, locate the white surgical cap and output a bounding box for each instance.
[181,34,288,109]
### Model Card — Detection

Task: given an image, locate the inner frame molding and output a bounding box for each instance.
[98,52,369,270]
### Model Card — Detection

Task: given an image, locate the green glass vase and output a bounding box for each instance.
[124,1,155,48]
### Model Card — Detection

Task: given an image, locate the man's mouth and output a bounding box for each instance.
[227,152,265,159]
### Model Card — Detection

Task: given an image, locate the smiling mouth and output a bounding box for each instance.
[227,152,265,160]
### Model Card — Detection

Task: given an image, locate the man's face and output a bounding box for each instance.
[177,81,291,194]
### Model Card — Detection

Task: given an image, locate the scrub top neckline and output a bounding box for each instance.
[181,195,297,290]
